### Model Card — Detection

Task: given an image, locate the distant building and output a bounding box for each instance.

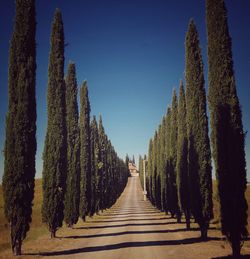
[128,162,138,176]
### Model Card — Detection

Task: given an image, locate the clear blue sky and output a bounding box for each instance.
[0,0,249,180]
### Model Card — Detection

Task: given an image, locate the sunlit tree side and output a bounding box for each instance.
[79,81,91,220]
[64,63,80,227]
[168,90,181,222]
[185,19,213,240]
[42,9,67,238]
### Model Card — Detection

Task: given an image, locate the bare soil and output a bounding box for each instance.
[1,176,250,259]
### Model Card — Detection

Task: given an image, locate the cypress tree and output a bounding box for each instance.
[42,9,67,238]
[160,116,167,212]
[185,20,213,240]
[147,139,153,203]
[164,107,171,214]
[2,0,36,255]
[105,139,113,207]
[98,115,106,211]
[103,134,111,208]
[155,126,162,210]
[90,116,101,215]
[79,81,91,220]
[152,131,158,206]
[64,63,80,227]
[176,81,190,229]
[206,0,248,255]
[169,89,181,222]
[143,154,148,195]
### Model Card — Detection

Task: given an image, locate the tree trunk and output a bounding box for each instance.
[232,239,241,258]
[177,214,181,223]
[200,226,208,240]
[13,239,21,256]
[185,211,190,230]
[50,229,56,239]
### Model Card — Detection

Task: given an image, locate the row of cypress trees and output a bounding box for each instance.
[3,3,128,255]
[143,62,213,240]
[141,0,248,256]
[42,9,129,239]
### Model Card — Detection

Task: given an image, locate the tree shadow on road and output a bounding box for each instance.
[60,227,217,239]
[25,237,222,257]
[75,222,185,229]
[89,217,172,223]
[102,212,161,216]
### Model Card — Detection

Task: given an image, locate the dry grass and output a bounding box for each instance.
[0,179,47,253]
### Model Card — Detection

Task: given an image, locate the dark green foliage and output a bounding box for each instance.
[146,109,169,214]
[185,20,213,239]
[42,9,67,238]
[90,116,101,215]
[97,128,128,210]
[64,63,80,227]
[2,0,36,255]
[153,130,161,209]
[147,139,154,203]
[79,82,91,220]
[98,116,106,211]
[105,140,114,206]
[164,107,171,214]
[168,90,181,222]
[206,0,248,255]
[159,116,167,212]
[151,131,157,206]
[176,82,190,229]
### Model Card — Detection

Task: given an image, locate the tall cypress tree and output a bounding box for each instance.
[90,116,101,215]
[105,139,113,207]
[169,89,181,222]
[147,139,153,203]
[2,0,36,255]
[206,0,248,255]
[79,81,91,220]
[152,131,158,206]
[98,115,106,211]
[42,9,67,238]
[64,63,80,227]
[185,20,213,239]
[176,81,190,229]
[160,116,167,212]
[164,107,171,214]
[156,125,162,210]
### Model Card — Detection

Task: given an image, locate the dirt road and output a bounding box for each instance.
[3,175,250,258]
